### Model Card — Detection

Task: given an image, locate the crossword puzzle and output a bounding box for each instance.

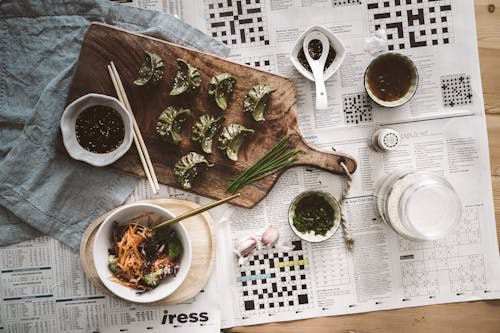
[441,74,473,108]
[205,0,270,47]
[332,0,361,5]
[398,207,487,297]
[235,240,314,316]
[241,55,275,72]
[445,205,480,245]
[401,260,439,297]
[448,255,487,293]
[366,0,454,50]
[342,93,373,125]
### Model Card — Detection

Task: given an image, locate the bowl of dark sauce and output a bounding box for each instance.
[60,93,133,166]
[290,25,346,82]
[364,52,418,108]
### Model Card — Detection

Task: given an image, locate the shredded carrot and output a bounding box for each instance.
[108,216,177,292]
[111,222,151,290]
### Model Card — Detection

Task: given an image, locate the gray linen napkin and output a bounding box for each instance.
[0,0,229,249]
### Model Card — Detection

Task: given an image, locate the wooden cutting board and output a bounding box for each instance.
[66,23,357,208]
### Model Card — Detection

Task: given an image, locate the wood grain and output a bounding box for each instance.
[66,23,357,208]
[79,198,216,305]
[228,1,500,332]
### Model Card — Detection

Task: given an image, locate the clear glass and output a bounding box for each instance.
[373,171,462,240]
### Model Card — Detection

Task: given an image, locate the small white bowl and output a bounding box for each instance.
[60,93,134,167]
[290,25,346,82]
[288,191,341,243]
[93,203,192,303]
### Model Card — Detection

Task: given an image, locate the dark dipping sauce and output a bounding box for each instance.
[366,53,414,102]
[292,193,336,236]
[298,39,336,73]
[75,105,125,153]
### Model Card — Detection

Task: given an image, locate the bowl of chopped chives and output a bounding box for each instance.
[288,190,341,243]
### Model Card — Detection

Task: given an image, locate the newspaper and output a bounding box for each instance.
[2,0,500,332]
[167,0,499,328]
[0,184,221,333]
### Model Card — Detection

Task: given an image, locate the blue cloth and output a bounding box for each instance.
[0,0,229,249]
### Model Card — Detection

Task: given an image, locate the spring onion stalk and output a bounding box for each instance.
[227,137,301,193]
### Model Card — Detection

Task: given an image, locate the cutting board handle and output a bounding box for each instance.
[290,135,357,175]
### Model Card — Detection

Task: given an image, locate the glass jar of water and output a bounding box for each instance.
[373,171,462,240]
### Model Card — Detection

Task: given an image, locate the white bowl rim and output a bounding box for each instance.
[290,25,347,82]
[92,202,192,303]
[288,190,341,243]
[60,93,134,167]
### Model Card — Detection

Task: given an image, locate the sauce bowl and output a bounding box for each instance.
[60,93,134,167]
[364,52,419,108]
[290,25,346,82]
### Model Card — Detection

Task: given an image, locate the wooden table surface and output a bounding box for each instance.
[229,1,500,332]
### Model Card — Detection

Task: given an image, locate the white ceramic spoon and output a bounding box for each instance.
[302,31,330,110]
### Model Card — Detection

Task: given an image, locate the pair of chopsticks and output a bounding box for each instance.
[107,61,160,194]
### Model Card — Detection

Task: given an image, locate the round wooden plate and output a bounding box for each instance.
[79,198,216,305]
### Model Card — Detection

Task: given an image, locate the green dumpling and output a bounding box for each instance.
[156,106,191,145]
[218,124,254,161]
[174,152,213,189]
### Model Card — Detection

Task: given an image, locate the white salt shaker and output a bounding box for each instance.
[371,128,401,152]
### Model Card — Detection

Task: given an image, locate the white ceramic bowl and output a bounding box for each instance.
[93,203,192,303]
[290,25,346,82]
[60,93,134,167]
[288,191,341,243]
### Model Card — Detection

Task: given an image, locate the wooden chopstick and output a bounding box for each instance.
[151,193,241,230]
[110,62,160,192]
[107,62,160,194]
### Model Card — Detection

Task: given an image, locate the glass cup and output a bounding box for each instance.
[373,171,462,240]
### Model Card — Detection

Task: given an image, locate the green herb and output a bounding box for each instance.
[134,51,164,87]
[192,114,223,153]
[243,84,275,121]
[208,73,237,111]
[292,193,336,236]
[168,238,183,259]
[218,124,255,161]
[170,59,201,96]
[227,136,301,193]
[108,255,119,273]
[174,152,213,189]
[156,106,191,145]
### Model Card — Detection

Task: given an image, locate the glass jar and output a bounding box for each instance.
[373,171,462,240]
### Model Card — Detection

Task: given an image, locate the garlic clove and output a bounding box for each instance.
[235,236,258,258]
[261,225,280,247]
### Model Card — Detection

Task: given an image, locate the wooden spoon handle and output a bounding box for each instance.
[290,135,357,175]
